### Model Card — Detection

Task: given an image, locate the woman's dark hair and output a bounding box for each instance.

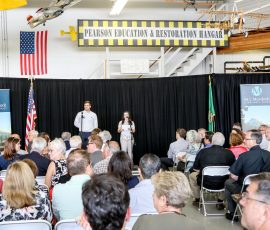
[4,137,20,160]
[121,111,132,126]
[108,151,132,185]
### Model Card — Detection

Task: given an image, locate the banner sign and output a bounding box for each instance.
[78,20,229,47]
[0,89,11,148]
[240,84,270,131]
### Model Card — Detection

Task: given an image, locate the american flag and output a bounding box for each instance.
[25,83,37,150]
[20,31,48,75]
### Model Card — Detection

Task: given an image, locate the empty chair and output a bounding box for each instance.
[0,220,52,230]
[199,166,230,216]
[55,219,84,230]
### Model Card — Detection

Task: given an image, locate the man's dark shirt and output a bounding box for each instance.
[19,151,51,176]
[230,145,270,185]
[193,145,235,189]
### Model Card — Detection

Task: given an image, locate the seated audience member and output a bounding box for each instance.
[133,171,201,230]
[129,153,161,214]
[21,159,49,195]
[225,130,270,220]
[65,135,82,158]
[99,130,112,144]
[80,174,130,230]
[0,161,52,222]
[87,135,103,166]
[198,128,206,148]
[38,132,51,158]
[202,131,214,149]
[53,149,92,221]
[91,128,102,136]
[228,129,248,159]
[240,173,270,230]
[27,130,39,153]
[160,128,189,170]
[20,137,50,176]
[232,122,242,131]
[61,131,71,151]
[108,151,139,189]
[45,138,69,189]
[177,130,202,172]
[0,137,20,170]
[265,127,270,151]
[10,134,27,155]
[94,141,120,175]
[259,124,269,150]
[189,132,235,207]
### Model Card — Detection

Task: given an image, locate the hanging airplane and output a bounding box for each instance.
[27,0,82,28]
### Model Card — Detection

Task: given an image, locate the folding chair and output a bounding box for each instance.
[231,173,258,223]
[55,219,84,230]
[36,176,45,185]
[0,220,52,230]
[199,166,230,216]
[0,170,7,176]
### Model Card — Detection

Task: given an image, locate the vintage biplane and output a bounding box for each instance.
[165,0,216,11]
[27,0,82,28]
[200,2,270,36]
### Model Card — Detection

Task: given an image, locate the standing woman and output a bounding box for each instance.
[118,111,135,160]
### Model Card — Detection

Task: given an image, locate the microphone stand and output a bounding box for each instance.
[81,111,84,134]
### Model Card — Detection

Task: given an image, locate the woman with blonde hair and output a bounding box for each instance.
[0,161,52,221]
[133,171,201,230]
[0,137,20,170]
[45,138,69,189]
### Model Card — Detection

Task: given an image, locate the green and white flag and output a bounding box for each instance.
[208,76,216,132]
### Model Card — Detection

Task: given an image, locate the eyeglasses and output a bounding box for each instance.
[244,138,255,141]
[88,142,94,145]
[241,192,270,205]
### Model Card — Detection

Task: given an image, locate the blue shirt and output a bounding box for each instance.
[129,179,156,214]
[0,155,19,170]
[52,174,90,220]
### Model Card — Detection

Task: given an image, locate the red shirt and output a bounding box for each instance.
[228,145,248,159]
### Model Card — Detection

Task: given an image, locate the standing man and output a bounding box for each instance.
[74,101,98,149]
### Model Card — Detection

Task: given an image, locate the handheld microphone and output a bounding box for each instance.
[81,111,84,118]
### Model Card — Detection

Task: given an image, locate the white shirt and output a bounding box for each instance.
[118,121,135,140]
[129,179,156,214]
[74,110,98,132]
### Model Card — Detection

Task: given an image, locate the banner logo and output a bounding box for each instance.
[251,86,262,97]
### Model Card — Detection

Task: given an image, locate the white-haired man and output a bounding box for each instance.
[20,137,50,176]
[65,135,82,158]
[189,132,235,207]
[93,141,120,174]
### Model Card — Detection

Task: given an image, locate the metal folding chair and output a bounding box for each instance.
[231,174,258,223]
[199,166,230,216]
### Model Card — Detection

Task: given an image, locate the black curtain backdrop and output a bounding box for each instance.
[1,73,269,164]
[0,76,208,164]
[213,73,270,146]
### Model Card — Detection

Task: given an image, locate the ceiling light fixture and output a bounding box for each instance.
[110,0,128,16]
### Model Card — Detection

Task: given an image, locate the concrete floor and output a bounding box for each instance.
[183,199,243,230]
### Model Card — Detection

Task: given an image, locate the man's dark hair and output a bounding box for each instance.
[107,151,132,185]
[205,131,214,143]
[84,100,92,106]
[250,172,270,204]
[176,128,186,139]
[139,153,161,179]
[82,174,130,230]
[249,129,262,144]
[67,149,90,176]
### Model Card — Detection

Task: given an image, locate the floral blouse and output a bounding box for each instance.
[51,160,68,187]
[0,190,52,222]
